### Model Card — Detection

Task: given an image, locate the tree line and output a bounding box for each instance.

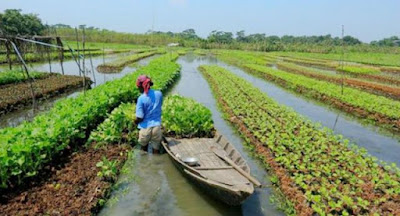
[0,9,399,52]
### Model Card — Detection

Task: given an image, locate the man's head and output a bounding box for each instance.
[136,75,153,94]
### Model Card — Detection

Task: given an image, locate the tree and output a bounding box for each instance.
[181,28,198,40]
[52,23,72,29]
[207,30,234,44]
[342,35,362,45]
[247,33,267,42]
[371,36,400,46]
[236,30,247,42]
[0,9,45,36]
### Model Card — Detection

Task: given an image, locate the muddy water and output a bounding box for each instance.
[0,54,158,129]
[100,53,400,216]
[99,54,285,216]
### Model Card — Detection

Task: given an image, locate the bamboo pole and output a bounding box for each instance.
[81,26,86,94]
[46,44,53,73]
[56,37,65,75]
[89,51,96,87]
[2,39,37,112]
[5,41,12,70]
[75,27,81,76]
[82,26,86,76]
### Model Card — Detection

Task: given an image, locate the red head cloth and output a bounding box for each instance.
[136,75,152,94]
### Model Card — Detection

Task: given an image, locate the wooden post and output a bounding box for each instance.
[102,30,105,64]
[46,42,53,73]
[75,27,81,76]
[89,51,96,87]
[8,40,37,112]
[5,41,13,70]
[82,26,86,76]
[81,26,86,94]
[56,37,65,75]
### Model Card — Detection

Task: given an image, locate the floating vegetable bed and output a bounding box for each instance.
[0,53,180,190]
[200,65,400,216]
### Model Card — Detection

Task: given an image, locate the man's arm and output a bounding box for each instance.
[135,97,144,124]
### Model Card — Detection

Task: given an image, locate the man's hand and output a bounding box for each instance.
[135,117,143,125]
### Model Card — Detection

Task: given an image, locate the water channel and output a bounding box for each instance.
[1,53,399,215]
[99,53,400,216]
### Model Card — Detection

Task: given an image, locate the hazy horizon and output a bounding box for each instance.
[1,0,399,43]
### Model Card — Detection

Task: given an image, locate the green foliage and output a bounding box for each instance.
[217,51,400,126]
[0,9,45,35]
[97,51,159,72]
[96,157,119,182]
[162,95,214,138]
[207,30,234,44]
[200,64,400,215]
[45,26,398,54]
[0,70,50,85]
[88,103,137,147]
[337,65,381,74]
[89,95,215,146]
[62,40,147,51]
[0,53,180,189]
[244,63,400,120]
[274,51,400,67]
[371,36,400,47]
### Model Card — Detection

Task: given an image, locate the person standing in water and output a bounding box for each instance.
[135,75,163,154]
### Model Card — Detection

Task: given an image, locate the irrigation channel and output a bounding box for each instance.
[101,53,400,216]
[0,53,159,128]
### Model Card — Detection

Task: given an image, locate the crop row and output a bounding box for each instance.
[278,55,400,85]
[273,51,400,68]
[336,65,381,75]
[284,58,400,85]
[89,95,214,147]
[0,48,134,65]
[281,56,338,69]
[200,65,400,216]
[216,50,400,87]
[0,70,52,86]
[217,52,400,132]
[0,53,180,189]
[96,51,159,73]
[281,56,385,75]
[244,64,400,131]
[277,62,400,100]
[0,74,91,115]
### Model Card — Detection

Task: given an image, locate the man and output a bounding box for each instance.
[135,75,163,154]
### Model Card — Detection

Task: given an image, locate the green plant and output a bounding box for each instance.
[97,51,160,73]
[89,95,215,146]
[199,64,400,215]
[96,157,119,182]
[0,70,51,86]
[337,65,381,74]
[216,51,400,131]
[0,53,180,189]
[88,103,137,147]
[162,95,214,138]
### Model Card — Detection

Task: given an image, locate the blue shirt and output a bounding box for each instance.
[136,89,163,129]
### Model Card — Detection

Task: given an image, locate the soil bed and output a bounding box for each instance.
[96,52,157,73]
[202,70,313,215]
[243,66,400,133]
[0,74,91,116]
[277,63,400,100]
[0,143,131,216]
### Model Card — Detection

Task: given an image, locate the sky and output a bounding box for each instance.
[1,0,399,42]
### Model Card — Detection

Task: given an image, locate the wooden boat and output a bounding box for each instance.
[161,132,259,206]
